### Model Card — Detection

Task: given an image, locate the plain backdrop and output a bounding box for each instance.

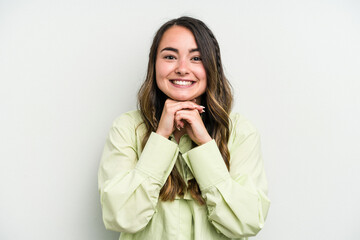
[1,0,359,239]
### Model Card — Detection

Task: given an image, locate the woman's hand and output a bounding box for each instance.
[156,99,212,145]
[156,99,204,139]
[175,109,212,145]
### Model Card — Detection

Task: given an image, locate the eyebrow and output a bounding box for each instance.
[160,47,200,53]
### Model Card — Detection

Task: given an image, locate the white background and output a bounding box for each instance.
[1,0,359,239]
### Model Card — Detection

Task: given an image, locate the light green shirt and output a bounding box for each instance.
[98,110,270,240]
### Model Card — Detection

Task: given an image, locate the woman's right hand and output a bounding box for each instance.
[156,99,204,139]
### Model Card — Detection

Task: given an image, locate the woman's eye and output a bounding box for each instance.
[164,55,176,60]
[192,56,202,61]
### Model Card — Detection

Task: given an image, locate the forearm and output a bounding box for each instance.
[99,131,179,233]
[183,139,270,238]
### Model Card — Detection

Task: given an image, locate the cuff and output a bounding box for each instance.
[135,132,179,184]
[182,140,229,190]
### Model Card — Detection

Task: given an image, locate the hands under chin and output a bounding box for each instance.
[155,99,212,146]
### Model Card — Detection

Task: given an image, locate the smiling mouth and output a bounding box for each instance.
[170,80,195,86]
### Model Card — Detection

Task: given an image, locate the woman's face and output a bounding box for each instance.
[155,26,207,102]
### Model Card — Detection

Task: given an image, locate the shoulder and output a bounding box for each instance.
[112,110,144,130]
[108,110,146,145]
[110,110,146,138]
[229,112,259,143]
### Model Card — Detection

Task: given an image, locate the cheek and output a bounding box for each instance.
[155,62,160,78]
[155,63,163,86]
[201,81,207,94]
[195,66,207,82]
[155,60,171,78]
[198,67,207,92]
[155,63,167,91]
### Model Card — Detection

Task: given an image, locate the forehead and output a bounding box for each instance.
[158,26,198,50]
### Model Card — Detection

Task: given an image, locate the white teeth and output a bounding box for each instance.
[172,80,193,86]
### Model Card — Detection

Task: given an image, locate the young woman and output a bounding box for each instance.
[98,16,270,240]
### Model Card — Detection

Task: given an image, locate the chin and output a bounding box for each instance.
[170,95,195,101]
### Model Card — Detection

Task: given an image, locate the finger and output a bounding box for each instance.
[164,99,204,115]
[175,109,200,125]
[174,118,184,130]
[174,102,205,114]
[174,112,186,128]
[179,120,185,129]
[165,98,203,109]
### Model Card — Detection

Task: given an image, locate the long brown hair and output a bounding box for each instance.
[138,16,233,205]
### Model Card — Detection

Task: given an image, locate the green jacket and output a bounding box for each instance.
[98,110,270,240]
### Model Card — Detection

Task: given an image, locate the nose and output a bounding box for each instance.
[175,59,189,75]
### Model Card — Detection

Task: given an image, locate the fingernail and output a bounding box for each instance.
[200,105,205,108]
[177,126,180,131]
[202,109,205,113]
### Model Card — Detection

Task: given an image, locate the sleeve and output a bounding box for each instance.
[182,115,270,238]
[98,115,179,233]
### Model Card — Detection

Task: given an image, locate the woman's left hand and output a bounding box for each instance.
[175,109,212,145]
